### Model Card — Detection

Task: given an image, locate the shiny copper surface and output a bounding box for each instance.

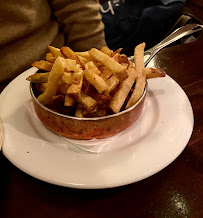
[30,84,147,140]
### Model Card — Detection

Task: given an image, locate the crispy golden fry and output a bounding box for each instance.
[37,57,66,105]
[83,108,106,117]
[84,61,100,75]
[100,67,113,80]
[72,73,83,85]
[144,67,166,79]
[105,75,120,93]
[75,51,95,61]
[61,46,75,59]
[57,83,69,95]
[63,59,76,72]
[61,72,73,84]
[81,78,92,96]
[134,43,145,72]
[89,48,128,82]
[100,46,113,56]
[35,83,48,93]
[94,109,107,117]
[64,95,75,107]
[88,90,111,106]
[67,65,83,98]
[119,54,129,64]
[29,43,166,118]
[110,48,123,57]
[112,53,120,63]
[48,46,64,57]
[61,46,85,69]
[126,72,146,109]
[109,67,138,113]
[82,106,98,116]
[52,95,64,104]
[92,61,101,68]
[76,91,97,112]
[126,43,146,109]
[45,53,56,63]
[77,56,91,64]
[75,104,83,118]
[84,62,108,94]
[26,72,49,83]
[32,60,53,71]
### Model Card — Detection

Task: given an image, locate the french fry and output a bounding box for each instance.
[144,67,166,79]
[61,46,75,59]
[63,59,76,72]
[119,54,129,65]
[37,57,66,105]
[72,73,83,85]
[82,106,98,116]
[110,48,123,57]
[76,91,97,112]
[100,67,113,80]
[35,83,48,93]
[100,46,113,56]
[29,43,166,118]
[57,83,69,95]
[77,55,92,64]
[61,46,85,69]
[52,95,65,105]
[105,75,120,93]
[89,48,128,82]
[84,61,101,75]
[94,109,107,117]
[126,72,146,109]
[109,67,138,113]
[46,53,56,63]
[32,60,53,71]
[26,72,49,83]
[48,46,64,57]
[75,104,83,118]
[112,53,120,63]
[84,62,108,94]
[75,51,95,61]
[126,43,146,109]
[67,65,83,98]
[61,72,73,84]
[64,95,75,107]
[82,78,92,95]
[83,108,106,117]
[88,90,111,106]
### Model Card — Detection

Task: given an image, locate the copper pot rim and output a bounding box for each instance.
[30,82,147,121]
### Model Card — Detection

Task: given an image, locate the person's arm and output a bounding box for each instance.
[50,0,106,51]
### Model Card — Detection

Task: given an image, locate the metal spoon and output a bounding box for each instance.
[128,23,203,66]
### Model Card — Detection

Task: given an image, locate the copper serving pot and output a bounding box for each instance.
[30,83,147,140]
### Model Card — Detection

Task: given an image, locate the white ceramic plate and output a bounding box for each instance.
[0,68,194,189]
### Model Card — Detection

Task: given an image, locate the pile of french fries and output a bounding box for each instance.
[27,44,165,117]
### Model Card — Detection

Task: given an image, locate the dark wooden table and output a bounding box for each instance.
[0,2,202,218]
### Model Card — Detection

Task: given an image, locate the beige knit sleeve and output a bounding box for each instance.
[50,0,107,51]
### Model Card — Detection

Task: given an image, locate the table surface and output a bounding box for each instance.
[0,2,203,218]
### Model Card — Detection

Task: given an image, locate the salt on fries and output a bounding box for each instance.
[28,44,165,117]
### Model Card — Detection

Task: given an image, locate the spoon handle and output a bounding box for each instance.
[144,23,203,66]
[129,23,203,66]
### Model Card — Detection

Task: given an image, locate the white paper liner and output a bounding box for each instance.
[24,99,121,153]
